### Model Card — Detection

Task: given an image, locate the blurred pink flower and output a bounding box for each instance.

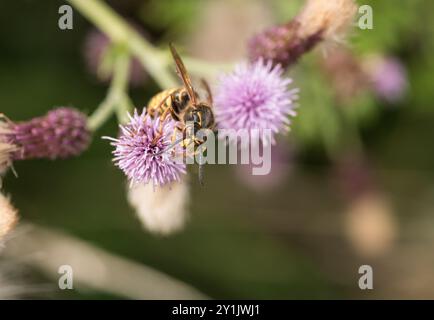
[83,28,147,86]
[235,143,293,192]
[366,56,408,103]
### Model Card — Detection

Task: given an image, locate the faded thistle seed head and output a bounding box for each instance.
[127,179,189,236]
[0,192,18,241]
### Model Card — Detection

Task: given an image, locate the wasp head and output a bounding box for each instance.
[183,103,215,132]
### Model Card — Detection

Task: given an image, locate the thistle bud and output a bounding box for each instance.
[249,21,322,69]
[0,107,91,173]
[249,0,357,68]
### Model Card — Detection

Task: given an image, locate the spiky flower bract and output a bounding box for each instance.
[214,59,298,145]
[105,110,186,188]
[249,21,322,69]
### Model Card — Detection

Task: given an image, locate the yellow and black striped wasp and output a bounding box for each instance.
[147,43,215,185]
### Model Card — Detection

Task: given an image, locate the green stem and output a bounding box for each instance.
[68,0,229,87]
[68,0,177,88]
[87,50,131,131]
[115,95,134,125]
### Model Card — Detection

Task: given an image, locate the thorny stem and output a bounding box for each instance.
[68,0,228,131]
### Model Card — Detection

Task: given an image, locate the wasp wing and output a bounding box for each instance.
[169,43,197,105]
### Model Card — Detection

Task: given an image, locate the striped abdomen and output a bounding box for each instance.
[146,88,180,119]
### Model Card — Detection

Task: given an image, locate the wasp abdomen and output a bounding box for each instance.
[146,88,179,118]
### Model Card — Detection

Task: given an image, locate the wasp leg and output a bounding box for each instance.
[171,125,180,144]
[171,125,185,150]
[159,105,171,122]
[155,94,174,133]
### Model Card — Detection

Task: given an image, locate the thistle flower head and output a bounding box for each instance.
[0,108,91,173]
[105,110,186,188]
[214,59,298,145]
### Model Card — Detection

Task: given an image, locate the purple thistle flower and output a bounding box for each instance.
[214,59,298,145]
[104,110,186,188]
[0,107,91,173]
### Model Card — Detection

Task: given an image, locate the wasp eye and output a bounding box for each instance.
[181,91,190,103]
[183,108,195,123]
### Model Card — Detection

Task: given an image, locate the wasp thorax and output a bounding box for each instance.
[172,90,190,113]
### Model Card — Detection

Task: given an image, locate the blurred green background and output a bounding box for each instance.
[1,0,434,299]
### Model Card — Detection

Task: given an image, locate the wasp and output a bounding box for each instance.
[146,43,216,185]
